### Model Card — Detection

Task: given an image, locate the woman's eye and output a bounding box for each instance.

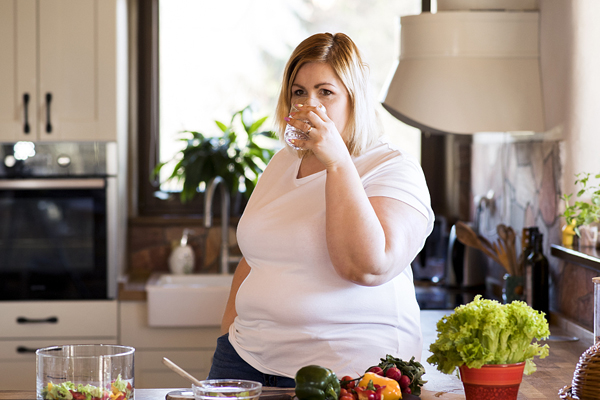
[320,89,333,96]
[293,89,305,96]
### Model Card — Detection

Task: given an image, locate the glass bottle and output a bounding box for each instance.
[525,232,549,314]
[518,227,538,277]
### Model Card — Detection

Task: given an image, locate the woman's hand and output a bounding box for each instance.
[287,104,351,170]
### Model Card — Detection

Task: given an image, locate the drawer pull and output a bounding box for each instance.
[23,93,31,134]
[16,346,39,354]
[16,316,58,324]
[45,92,53,133]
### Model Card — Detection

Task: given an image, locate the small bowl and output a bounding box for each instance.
[193,379,262,400]
[36,344,135,400]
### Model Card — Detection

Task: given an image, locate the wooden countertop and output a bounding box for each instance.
[2,310,591,400]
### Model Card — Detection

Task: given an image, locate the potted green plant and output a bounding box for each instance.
[560,172,600,246]
[427,295,550,400]
[153,106,278,204]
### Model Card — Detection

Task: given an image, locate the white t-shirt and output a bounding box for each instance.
[229,137,434,378]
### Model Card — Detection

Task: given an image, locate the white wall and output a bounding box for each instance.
[540,0,600,200]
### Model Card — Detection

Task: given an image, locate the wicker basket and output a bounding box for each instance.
[558,342,600,399]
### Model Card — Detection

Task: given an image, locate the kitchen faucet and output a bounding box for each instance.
[204,177,239,274]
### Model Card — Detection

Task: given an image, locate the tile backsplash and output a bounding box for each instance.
[127,217,240,277]
[471,134,594,329]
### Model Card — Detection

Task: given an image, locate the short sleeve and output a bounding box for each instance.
[360,150,434,237]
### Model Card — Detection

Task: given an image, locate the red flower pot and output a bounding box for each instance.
[459,362,525,400]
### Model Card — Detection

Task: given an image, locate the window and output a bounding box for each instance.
[137,0,421,215]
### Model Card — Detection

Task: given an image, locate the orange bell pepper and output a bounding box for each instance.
[357,372,402,400]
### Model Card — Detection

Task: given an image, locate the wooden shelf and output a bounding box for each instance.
[551,244,600,272]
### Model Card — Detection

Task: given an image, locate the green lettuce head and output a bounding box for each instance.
[427,295,550,376]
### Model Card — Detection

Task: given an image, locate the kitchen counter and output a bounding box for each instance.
[3,310,591,400]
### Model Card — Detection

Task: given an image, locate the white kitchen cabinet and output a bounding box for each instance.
[119,301,221,388]
[0,300,118,390]
[0,0,126,142]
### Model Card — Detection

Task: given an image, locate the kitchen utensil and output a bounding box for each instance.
[497,224,517,275]
[36,345,134,400]
[163,357,203,387]
[455,222,503,266]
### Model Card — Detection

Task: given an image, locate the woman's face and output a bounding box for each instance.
[291,62,351,139]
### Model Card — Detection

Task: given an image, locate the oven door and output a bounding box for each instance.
[0,179,109,300]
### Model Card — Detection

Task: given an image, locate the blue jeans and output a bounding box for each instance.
[208,334,296,388]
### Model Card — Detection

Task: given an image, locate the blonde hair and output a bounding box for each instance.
[275,32,381,156]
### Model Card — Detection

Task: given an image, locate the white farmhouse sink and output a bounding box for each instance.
[145,274,233,327]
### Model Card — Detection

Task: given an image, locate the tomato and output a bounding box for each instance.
[69,391,86,400]
[340,395,354,400]
[340,376,356,389]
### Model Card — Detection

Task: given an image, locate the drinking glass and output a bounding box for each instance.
[284,97,325,150]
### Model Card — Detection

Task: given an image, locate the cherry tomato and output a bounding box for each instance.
[340,395,354,400]
[341,376,356,389]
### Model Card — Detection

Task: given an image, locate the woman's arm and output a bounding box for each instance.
[220,257,251,334]
[289,104,429,286]
[325,157,428,286]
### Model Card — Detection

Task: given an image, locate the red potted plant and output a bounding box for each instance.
[427,295,550,400]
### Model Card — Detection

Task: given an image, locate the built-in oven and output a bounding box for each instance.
[0,142,119,300]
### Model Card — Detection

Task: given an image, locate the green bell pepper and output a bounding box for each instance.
[295,365,341,400]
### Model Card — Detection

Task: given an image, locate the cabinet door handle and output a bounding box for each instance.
[45,92,53,133]
[16,346,39,354]
[23,93,31,134]
[16,316,58,324]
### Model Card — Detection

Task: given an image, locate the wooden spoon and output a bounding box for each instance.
[455,221,503,266]
[497,224,517,275]
[163,357,203,387]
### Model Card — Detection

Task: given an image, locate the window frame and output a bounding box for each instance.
[137,0,204,216]
[136,0,432,217]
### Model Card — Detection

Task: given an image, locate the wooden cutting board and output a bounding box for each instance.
[165,389,426,400]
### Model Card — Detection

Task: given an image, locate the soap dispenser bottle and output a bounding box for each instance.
[169,229,195,275]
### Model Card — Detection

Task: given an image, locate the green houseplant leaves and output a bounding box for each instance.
[152,106,278,203]
[561,172,600,236]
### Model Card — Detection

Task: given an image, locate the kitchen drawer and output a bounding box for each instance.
[0,338,117,390]
[0,301,118,339]
[0,338,118,362]
[135,349,214,388]
[119,301,220,349]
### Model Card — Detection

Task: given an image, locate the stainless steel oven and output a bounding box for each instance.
[0,142,118,300]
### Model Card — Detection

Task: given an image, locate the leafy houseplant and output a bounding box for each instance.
[561,172,600,237]
[427,296,549,400]
[427,296,550,376]
[153,106,278,203]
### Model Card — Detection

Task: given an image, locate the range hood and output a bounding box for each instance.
[381,7,544,134]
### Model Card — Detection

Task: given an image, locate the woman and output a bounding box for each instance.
[208,32,433,387]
